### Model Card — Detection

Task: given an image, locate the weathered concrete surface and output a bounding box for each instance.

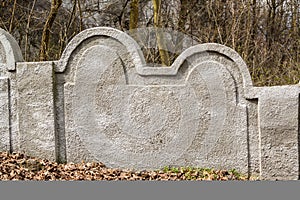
[0,77,9,151]
[0,28,23,71]
[257,86,299,180]
[16,62,56,161]
[0,28,24,153]
[57,28,252,174]
[56,28,254,176]
[0,27,299,180]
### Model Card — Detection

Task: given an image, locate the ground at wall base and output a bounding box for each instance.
[0,151,259,181]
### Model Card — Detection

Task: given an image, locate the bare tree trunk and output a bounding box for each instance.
[58,0,77,56]
[39,0,62,61]
[266,0,276,48]
[248,0,257,65]
[291,0,299,62]
[243,0,252,60]
[25,0,37,61]
[152,0,170,66]
[77,0,84,32]
[9,0,17,33]
[175,0,189,55]
[129,0,139,30]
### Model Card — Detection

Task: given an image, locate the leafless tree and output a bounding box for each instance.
[0,0,299,86]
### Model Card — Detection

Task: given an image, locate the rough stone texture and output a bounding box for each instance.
[6,71,19,153]
[246,99,261,176]
[0,77,9,151]
[0,28,23,71]
[56,28,251,176]
[57,28,252,174]
[0,28,24,153]
[0,27,299,180]
[16,62,56,161]
[257,86,299,180]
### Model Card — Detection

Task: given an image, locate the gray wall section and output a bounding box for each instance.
[16,62,56,161]
[0,27,299,180]
[1,28,24,154]
[0,77,9,151]
[257,86,299,180]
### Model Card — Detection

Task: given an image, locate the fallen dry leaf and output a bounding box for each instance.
[0,151,254,181]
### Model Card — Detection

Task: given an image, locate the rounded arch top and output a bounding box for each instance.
[57,27,253,90]
[174,43,254,89]
[0,28,23,71]
[57,27,147,73]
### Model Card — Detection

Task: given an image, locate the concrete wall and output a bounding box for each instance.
[0,27,299,180]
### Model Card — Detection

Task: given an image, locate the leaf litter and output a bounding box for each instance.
[0,152,258,181]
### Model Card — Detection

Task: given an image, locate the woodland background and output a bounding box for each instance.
[0,0,299,86]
